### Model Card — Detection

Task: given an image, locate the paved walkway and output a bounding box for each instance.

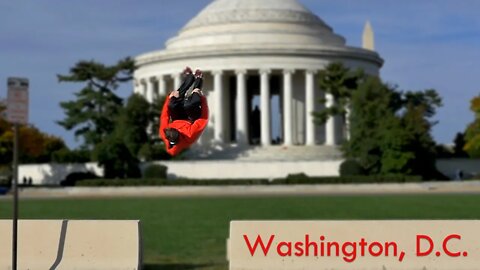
[1,180,480,199]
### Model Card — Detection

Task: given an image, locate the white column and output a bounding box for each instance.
[305,70,316,146]
[157,75,167,97]
[172,73,181,91]
[345,105,351,140]
[260,69,271,146]
[146,77,154,103]
[235,70,248,145]
[213,70,224,142]
[140,79,147,97]
[133,79,140,94]
[283,69,293,146]
[325,93,336,145]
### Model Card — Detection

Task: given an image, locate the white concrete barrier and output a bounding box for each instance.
[18,162,104,185]
[0,220,142,269]
[16,158,480,184]
[151,160,342,179]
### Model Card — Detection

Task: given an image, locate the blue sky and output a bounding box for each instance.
[1,0,479,148]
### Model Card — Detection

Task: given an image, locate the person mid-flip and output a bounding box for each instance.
[159,67,208,156]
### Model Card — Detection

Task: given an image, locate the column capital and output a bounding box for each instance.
[147,76,156,83]
[283,69,295,75]
[170,73,181,79]
[139,78,147,85]
[134,79,140,86]
[306,69,318,75]
[259,69,272,75]
[155,74,165,80]
[212,70,224,76]
[235,69,247,75]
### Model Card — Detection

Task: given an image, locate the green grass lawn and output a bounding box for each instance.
[1,194,480,269]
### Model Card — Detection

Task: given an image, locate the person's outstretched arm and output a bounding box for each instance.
[159,95,171,146]
[166,144,182,156]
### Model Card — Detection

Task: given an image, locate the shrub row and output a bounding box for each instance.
[77,178,270,187]
[0,179,9,187]
[277,173,422,184]
[75,174,422,187]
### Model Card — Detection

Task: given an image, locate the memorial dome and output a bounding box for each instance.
[134,0,383,161]
[166,0,346,51]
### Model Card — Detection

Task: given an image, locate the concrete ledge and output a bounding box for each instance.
[0,220,142,269]
[7,180,480,199]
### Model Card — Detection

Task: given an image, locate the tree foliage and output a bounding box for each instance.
[315,63,443,179]
[464,96,480,157]
[117,94,152,156]
[57,57,135,149]
[93,135,140,179]
[314,62,365,124]
[453,132,468,157]
[0,105,67,164]
[345,76,403,174]
[51,148,91,163]
[91,93,170,178]
[348,83,442,178]
[141,95,171,161]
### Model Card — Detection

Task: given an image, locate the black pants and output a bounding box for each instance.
[168,75,203,122]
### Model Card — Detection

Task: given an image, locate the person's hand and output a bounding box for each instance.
[192,88,203,96]
[169,90,180,98]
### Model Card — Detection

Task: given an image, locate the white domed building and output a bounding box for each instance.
[134,0,383,162]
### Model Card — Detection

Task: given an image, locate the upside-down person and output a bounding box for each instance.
[159,67,208,156]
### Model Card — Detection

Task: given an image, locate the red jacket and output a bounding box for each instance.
[159,95,209,156]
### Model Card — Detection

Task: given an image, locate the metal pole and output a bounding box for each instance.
[12,123,19,270]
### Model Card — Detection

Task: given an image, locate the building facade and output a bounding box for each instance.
[134,0,383,159]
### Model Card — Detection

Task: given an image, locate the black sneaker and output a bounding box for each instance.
[194,69,203,79]
[183,66,193,76]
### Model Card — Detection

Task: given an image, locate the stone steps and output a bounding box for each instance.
[186,144,343,161]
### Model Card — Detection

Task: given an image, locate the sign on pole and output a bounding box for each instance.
[7,77,29,270]
[7,77,29,125]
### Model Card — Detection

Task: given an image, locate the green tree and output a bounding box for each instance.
[464,96,480,157]
[142,95,171,161]
[345,76,400,174]
[117,94,152,156]
[149,95,166,142]
[91,94,147,179]
[399,90,442,178]
[378,114,416,175]
[57,57,135,149]
[314,62,364,125]
[315,64,443,178]
[52,148,91,163]
[93,135,140,179]
[92,93,170,178]
[115,93,169,161]
[453,132,467,157]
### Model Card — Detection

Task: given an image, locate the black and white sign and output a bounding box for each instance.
[7,77,29,124]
